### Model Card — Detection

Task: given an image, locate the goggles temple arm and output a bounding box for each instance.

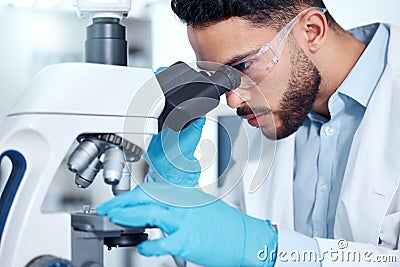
[270,7,327,62]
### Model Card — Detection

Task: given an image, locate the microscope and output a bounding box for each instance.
[0,1,240,266]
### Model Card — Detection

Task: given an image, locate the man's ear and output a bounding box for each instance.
[298,9,328,53]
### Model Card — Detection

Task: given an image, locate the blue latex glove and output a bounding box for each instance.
[155,66,168,74]
[143,117,205,187]
[97,182,278,267]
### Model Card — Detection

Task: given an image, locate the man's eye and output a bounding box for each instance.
[233,61,251,72]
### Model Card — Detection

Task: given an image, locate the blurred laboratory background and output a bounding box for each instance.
[0,0,399,119]
[0,0,399,266]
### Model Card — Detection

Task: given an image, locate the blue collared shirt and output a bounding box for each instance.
[276,23,389,267]
[293,23,389,238]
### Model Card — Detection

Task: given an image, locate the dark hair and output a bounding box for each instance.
[171,0,337,30]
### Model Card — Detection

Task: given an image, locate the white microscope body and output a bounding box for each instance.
[0,0,167,265]
[0,62,164,266]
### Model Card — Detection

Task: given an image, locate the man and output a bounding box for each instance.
[97,0,400,266]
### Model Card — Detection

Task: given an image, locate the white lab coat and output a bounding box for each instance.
[232,24,400,266]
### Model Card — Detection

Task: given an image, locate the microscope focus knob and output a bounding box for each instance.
[26,255,74,267]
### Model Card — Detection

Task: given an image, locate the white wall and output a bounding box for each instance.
[147,0,196,67]
[0,4,153,120]
[325,0,400,28]
[0,6,87,119]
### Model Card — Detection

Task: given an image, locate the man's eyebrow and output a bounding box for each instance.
[224,48,260,66]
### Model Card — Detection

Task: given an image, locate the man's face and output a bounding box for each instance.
[188,17,321,139]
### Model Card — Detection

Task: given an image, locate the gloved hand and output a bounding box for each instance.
[144,117,205,187]
[155,66,168,74]
[97,182,278,267]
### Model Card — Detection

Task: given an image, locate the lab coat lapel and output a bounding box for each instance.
[334,24,400,243]
[243,134,295,228]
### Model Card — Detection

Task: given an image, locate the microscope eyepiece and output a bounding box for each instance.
[156,61,241,131]
[209,64,241,94]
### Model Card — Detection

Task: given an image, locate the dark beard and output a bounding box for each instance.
[274,42,321,139]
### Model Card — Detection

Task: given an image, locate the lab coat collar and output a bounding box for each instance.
[339,23,389,108]
[333,24,400,243]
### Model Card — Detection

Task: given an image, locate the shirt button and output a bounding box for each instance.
[325,126,335,136]
[320,183,328,192]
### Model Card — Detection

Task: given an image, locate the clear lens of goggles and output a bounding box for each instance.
[233,47,278,89]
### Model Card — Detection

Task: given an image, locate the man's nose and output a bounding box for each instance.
[225,88,250,108]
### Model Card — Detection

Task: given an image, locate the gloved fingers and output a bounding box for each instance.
[181,116,206,134]
[97,185,159,215]
[154,66,168,74]
[136,236,175,257]
[160,125,204,171]
[106,204,181,234]
[175,116,206,155]
[145,130,164,157]
[137,231,187,258]
[145,149,201,178]
[140,182,217,207]
[158,117,205,156]
[144,128,177,165]
[146,117,205,156]
[143,117,205,173]
[97,181,215,212]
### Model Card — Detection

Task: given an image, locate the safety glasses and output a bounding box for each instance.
[230,7,327,88]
